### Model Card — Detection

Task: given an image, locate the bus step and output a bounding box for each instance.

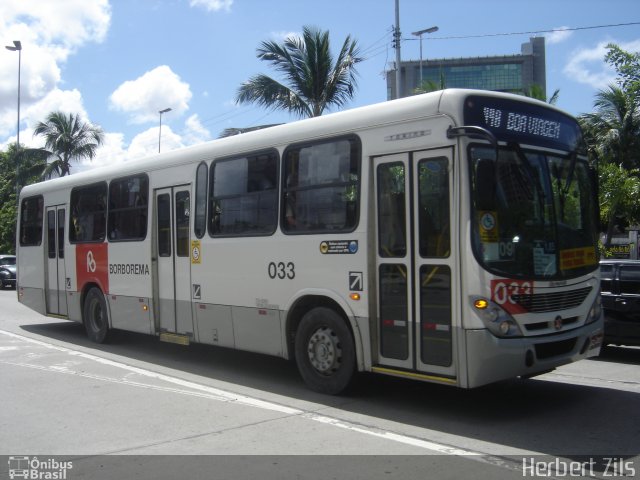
[159,332,190,346]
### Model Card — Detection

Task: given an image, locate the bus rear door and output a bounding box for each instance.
[154,186,193,341]
[373,148,457,384]
[45,205,68,317]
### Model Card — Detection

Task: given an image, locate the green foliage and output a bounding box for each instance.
[414,71,446,95]
[0,145,50,254]
[605,43,640,96]
[236,26,363,118]
[0,148,18,254]
[598,163,640,245]
[579,84,640,170]
[524,84,560,105]
[31,111,104,177]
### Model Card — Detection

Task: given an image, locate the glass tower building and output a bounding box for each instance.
[387,37,546,99]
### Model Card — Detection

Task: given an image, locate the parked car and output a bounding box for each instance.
[0,254,16,289]
[600,259,640,347]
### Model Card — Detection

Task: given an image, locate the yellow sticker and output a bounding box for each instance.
[560,246,597,270]
[478,211,499,242]
[191,240,201,264]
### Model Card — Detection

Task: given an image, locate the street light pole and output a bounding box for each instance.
[158,107,172,153]
[5,40,22,195]
[411,26,438,88]
[394,0,402,99]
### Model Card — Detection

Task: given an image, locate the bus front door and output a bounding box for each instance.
[374,149,457,383]
[155,186,193,338]
[45,205,68,316]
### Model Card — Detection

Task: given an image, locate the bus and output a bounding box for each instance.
[16,89,604,394]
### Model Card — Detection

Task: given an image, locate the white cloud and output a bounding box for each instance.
[189,0,233,12]
[109,66,192,124]
[564,39,640,89]
[0,0,110,142]
[82,132,127,171]
[183,114,211,145]
[128,126,183,160]
[546,26,573,45]
[271,30,301,42]
[0,88,89,151]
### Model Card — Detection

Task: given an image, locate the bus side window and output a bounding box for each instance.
[69,182,107,243]
[282,136,360,234]
[19,196,44,246]
[108,174,149,241]
[209,151,278,237]
[194,162,208,238]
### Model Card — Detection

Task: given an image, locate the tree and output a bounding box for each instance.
[598,162,640,246]
[579,84,640,170]
[32,111,104,177]
[0,144,47,254]
[605,43,640,96]
[524,84,560,105]
[413,71,446,95]
[236,26,363,118]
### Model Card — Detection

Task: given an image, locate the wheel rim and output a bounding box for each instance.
[307,326,342,375]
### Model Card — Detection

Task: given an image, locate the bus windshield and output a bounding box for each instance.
[470,144,598,280]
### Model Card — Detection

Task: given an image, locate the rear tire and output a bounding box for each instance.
[84,287,110,343]
[294,307,356,395]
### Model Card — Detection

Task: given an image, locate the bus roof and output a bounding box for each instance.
[18,89,566,198]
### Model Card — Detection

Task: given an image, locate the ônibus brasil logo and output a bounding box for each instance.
[8,456,73,479]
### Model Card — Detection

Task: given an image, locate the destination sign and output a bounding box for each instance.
[463,95,584,152]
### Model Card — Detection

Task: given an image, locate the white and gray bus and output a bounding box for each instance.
[17,89,604,393]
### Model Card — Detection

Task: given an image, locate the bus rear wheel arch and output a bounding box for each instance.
[294,306,356,395]
[83,286,110,344]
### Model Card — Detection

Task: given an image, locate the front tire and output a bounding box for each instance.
[294,307,356,395]
[84,287,110,343]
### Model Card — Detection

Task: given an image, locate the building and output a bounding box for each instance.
[387,37,546,100]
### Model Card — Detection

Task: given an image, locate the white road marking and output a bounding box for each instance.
[0,328,535,465]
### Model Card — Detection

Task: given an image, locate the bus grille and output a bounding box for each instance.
[512,287,592,313]
[535,338,577,359]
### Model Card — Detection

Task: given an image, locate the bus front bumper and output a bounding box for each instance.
[464,318,604,388]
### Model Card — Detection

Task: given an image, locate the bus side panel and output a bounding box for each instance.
[194,304,235,348]
[18,246,46,315]
[108,295,153,334]
[232,306,283,356]
[107,243,154,334]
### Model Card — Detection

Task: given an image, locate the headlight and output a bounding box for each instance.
[472,297,523,338]
[0,270,9,278]
[586,294,602,325]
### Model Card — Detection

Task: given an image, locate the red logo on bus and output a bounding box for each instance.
[76,243,109,293]
[490,279,533,315]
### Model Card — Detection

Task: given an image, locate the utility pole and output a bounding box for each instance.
[394,0,402,99]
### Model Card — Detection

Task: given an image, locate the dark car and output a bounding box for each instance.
[600,259,640,347]
[0,255,16,289]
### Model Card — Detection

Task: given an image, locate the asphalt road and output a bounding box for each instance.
[0,287,639,480]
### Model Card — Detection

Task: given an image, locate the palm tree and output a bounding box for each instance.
[578,85,640,170]
[236,26,363,118]
[524,84,560,105]
[32,111,104,177]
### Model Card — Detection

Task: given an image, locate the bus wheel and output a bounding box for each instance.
[295,307,355,395]
[84,288,110,343]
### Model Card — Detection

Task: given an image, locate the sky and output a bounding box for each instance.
[0,0,639,173]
